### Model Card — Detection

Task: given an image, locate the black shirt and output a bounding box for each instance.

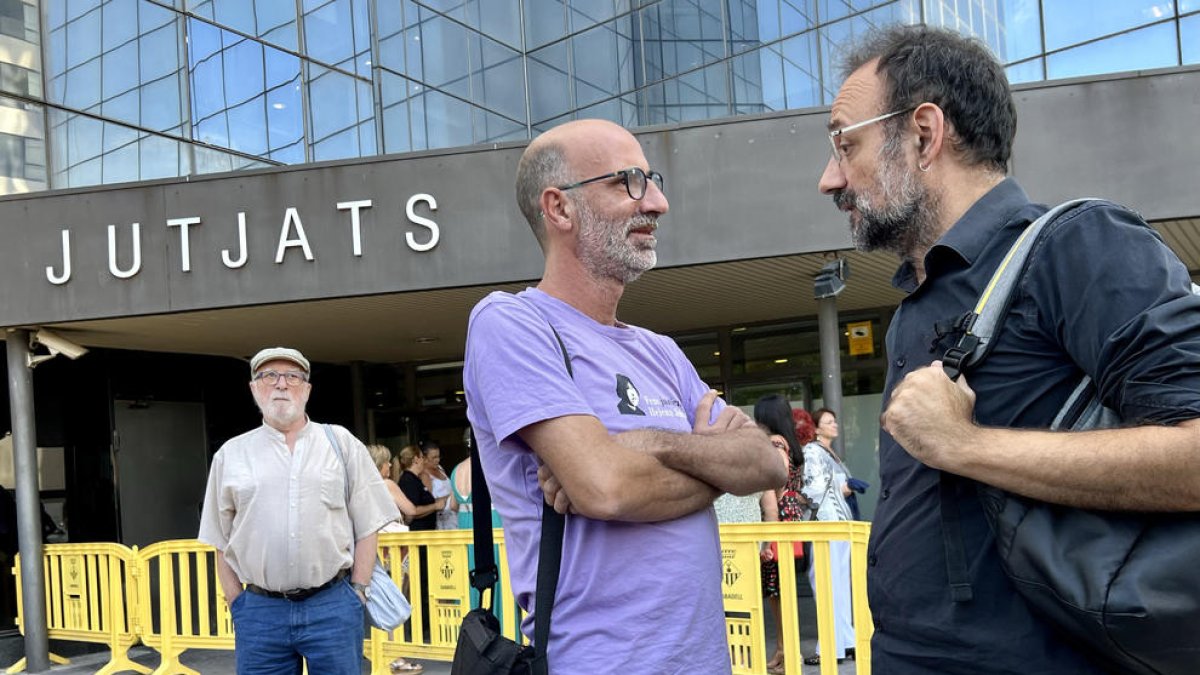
[870,179,1200,674]
[398,471,438,531]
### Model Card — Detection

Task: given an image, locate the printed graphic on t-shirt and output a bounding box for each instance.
[613,374,689,421]
[615,374,646,415]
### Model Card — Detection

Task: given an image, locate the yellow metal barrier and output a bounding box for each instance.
[720,521,873,675]
[9,543,147,675]
[135,540,233,675]
[364,529,517,675]
[9,520,871,675]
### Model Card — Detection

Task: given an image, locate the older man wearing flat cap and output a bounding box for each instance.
[199,347,399,674]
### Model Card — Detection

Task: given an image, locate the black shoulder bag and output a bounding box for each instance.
[451,328,570,675]
[939,199,1200,675]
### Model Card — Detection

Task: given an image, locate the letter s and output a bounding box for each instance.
[405,194,439,252]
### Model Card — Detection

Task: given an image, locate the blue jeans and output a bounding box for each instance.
[231,578,364,674]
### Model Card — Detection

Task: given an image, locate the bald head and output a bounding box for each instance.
[515,120,640,246]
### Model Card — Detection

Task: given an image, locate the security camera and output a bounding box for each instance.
[32,329,88,360]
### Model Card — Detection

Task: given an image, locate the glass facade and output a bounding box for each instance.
[0,0,1196,195]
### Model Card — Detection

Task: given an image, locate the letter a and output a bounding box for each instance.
[275,207,314,263]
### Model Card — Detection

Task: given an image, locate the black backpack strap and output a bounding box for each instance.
[938,476,974,602]
[531,327,569,675]
[938,198,1095,603]
[467,309,570,675]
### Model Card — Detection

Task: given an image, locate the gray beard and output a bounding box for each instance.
[837,135,940,258]
[575,200,658,284]
[260,400,304,430]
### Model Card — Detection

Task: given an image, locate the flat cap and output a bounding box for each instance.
[249,347,311,374]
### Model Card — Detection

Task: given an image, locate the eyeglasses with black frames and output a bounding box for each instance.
[556,167,665,201]
[828,108,915,163]
[253,370,309,386]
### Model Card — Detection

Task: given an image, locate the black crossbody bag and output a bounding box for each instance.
[939,199,1200,675]
[451,327,569,675]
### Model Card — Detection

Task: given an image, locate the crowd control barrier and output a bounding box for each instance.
[9,521,870,675]
[10,542,147,675]
[135,540,235,675]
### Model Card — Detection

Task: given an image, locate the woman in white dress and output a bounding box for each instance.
[800,408,856,666]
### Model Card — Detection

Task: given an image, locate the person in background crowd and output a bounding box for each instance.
[396,445,444,532]
[801,408,856,665]
[418,440,457,531]
[753,394,812,673]
[199,347,398,675]
[366,443,424,674]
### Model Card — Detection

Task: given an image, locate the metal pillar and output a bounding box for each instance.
[5,330,50,672]
[816,297,847,459]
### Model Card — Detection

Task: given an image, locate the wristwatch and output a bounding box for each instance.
[351,582,371,600]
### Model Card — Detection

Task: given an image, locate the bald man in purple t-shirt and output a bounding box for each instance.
[463,119,788,673]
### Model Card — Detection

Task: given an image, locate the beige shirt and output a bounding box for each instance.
[198,420,399,591]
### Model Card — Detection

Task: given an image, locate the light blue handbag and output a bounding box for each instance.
[323,424,412,632]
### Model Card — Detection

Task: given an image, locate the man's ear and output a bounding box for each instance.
[912,102,947,170]
[539,187,574,235]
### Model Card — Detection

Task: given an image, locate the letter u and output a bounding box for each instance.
[108,223,142,279]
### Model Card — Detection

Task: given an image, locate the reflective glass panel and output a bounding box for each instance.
[527,41,571,123]
[639,0,728,82]
[820,0,896,23]
[102,0,137,49]
[188,18,302,158]
[65,6,100,68]
[1044,1,1173,52]
[472,106,526,144]
[380,70,413,154]
[140,21,181,82]
[1182,12,1200,65]
[227,95,269,156]
[995,0,1041,62]
[410,87,473,150]
[303,0,368,69]
[569,0,623,33]
[63,58,101,110]
[818,5,909,105]
[140,73,185,131]
[1046,22,1177,80]
[476,37,526,121]
[732,47,770,114]
[572,18,636,109]
[524,0,567,50]
[308,65,374,159]
[1004,57,1043,85]
[101,141,140,184]
[189,0,297,51]
[781,31,820,109]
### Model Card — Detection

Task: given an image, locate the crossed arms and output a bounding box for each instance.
[524,390,789,522]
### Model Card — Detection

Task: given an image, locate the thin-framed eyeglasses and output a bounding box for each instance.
[828,108,915,162]
[253,370,309,386]
[557,167,665,201]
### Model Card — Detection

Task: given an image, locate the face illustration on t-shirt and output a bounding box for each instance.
[615,373,646,415]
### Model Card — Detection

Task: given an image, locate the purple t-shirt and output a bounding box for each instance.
[463,288,731,674]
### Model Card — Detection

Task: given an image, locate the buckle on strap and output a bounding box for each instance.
[470,566,498,592]
[941,334,980,381]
